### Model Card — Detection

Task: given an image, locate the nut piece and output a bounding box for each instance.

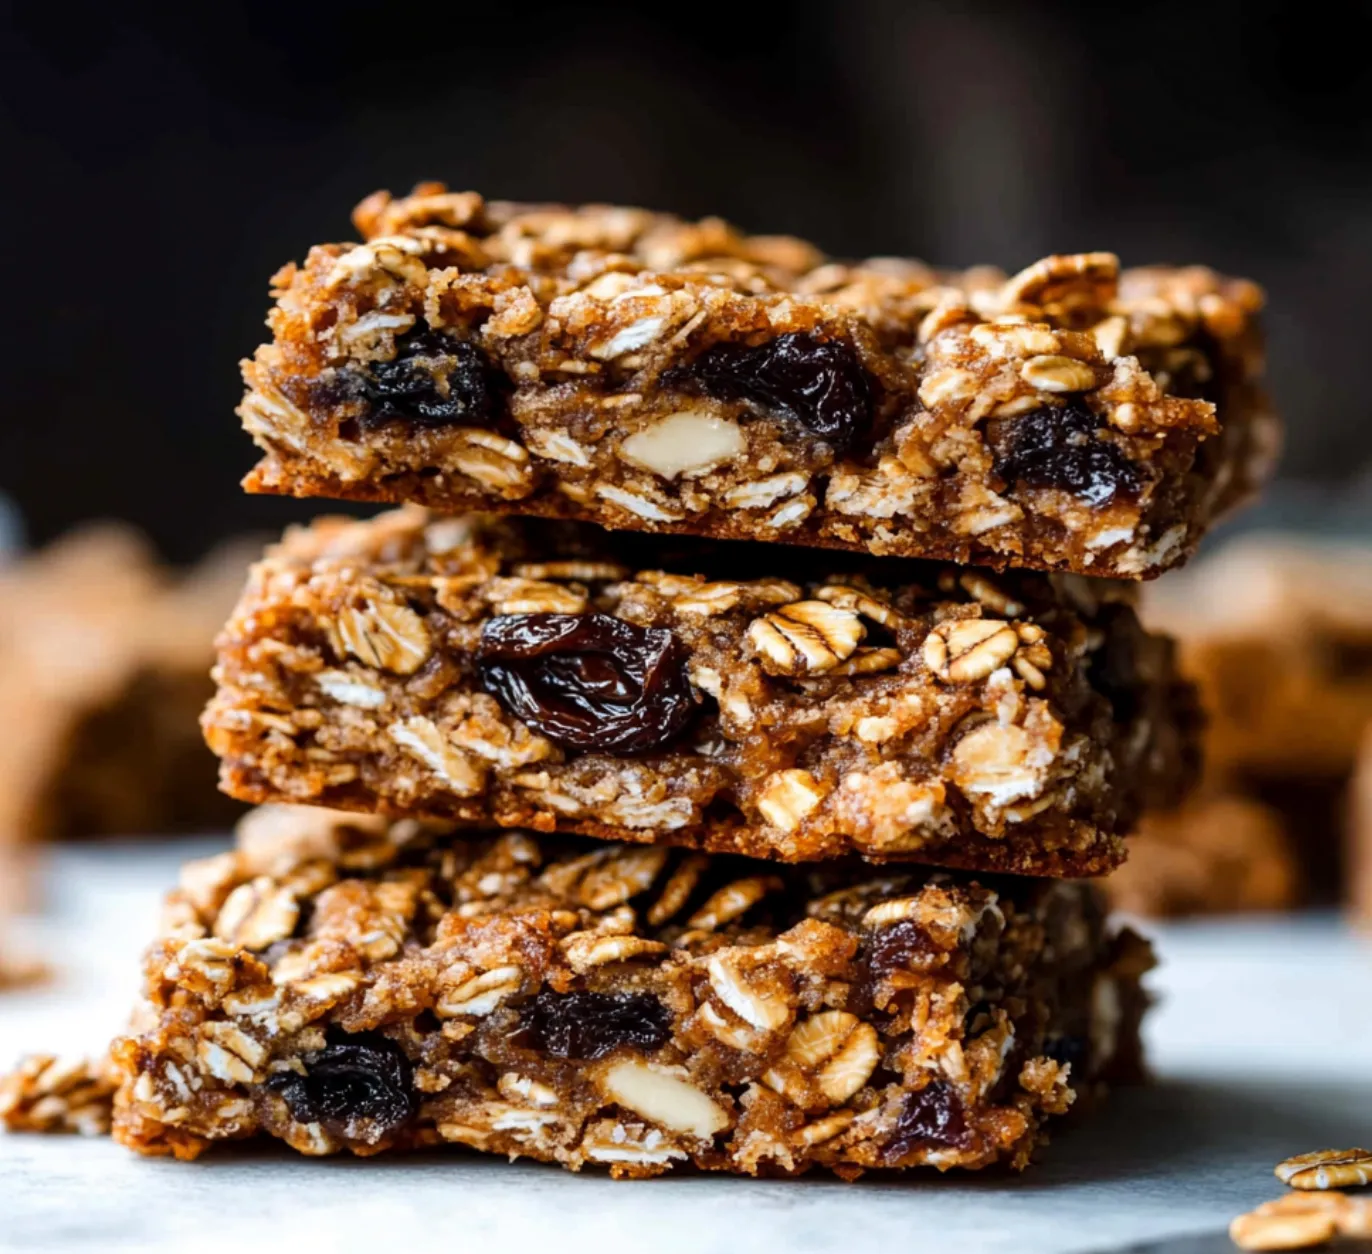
[597,1059,730,1140]
[618,410,745,480]
[1276,1148,1372,1191]
[747,601,865,676]
[923,618,1019,684]
[337,595,431,675]
[756,769,829,832]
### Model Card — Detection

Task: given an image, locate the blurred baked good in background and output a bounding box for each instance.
[1117,534,1372,917]
[0,523,250,904]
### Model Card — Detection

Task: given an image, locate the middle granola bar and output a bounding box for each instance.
[203,508,1199,876]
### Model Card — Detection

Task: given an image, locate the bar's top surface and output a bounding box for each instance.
[239,184,1277,579]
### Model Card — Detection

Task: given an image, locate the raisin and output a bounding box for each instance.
[478,613,697,754]
[849,919,940,1016]
[358,327,502,430]
[883,1080,972,1162]
[662,331,873,455]
[993,399,1142,506]
[517,990,673,1060]
[267,1031,416,1139]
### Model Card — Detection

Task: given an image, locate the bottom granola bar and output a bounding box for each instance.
[100,806,1150,1177]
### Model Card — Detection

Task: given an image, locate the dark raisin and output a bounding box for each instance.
[359,328,501,430]
[662,331,873,455]
[993,399,1143,506]
[883,1080,971,1162]
[849,919,940,1016]
[267,1031,416,1140]
[516,990,673,1060]
[866,919,939,977]
[478,613,697,754]
[1042,1034,1088,1072]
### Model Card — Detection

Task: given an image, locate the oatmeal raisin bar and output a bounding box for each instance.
[0,525,248,856]
[101,805,1152,1176]
[1144,536,1372,907]
[1103,793,1300,918]
[203,508,1200,876]
[238,184,1276,579]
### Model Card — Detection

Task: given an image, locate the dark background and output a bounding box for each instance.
[4,0,1372,561]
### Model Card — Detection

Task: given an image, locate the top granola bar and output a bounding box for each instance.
[239,184,1278,580]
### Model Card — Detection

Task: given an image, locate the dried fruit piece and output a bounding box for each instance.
[268,1032,416,1141]
[517,990,673,1061]
[993,399,1142,506]
[359,328,502,429]
[663,332,873,455]
[883,1080,970,1162]
[478,613,697,753]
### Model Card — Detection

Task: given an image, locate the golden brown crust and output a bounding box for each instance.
[238,185,1276,580]
[99,807,1152,1177]
[202,508,1200,876]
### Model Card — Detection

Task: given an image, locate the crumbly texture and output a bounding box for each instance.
[239,184,1276,580]
[1103,792,1300,917]
[203,509,1200,876]
[0,526,250,854]
[98,806,1151,1177]
[0,1054,117,1135]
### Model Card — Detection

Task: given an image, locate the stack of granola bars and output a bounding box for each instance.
[23,188,1280,1176]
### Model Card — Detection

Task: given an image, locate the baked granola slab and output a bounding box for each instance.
[203,509,1201,876]
[0,525,249,857]
[95,806,1152,1176]
[1103,793,1300,918]
[238,184,1276,579]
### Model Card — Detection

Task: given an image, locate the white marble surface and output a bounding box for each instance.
[2,840,1370,1254]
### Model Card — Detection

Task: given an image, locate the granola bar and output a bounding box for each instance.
[238,184,1276,580]
[1145,535,1372,906]
[1144,535,1372,781]
[101,805,1152,1176]
[203,508,1200,876]
[0,525,249,851]
[1103,792,1300,917]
